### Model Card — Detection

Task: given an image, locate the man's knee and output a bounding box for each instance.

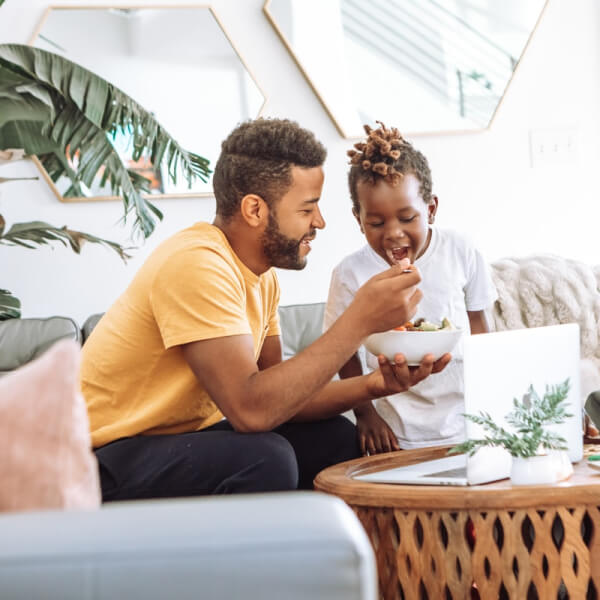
[218,432,299,493]
[255,432,300,490]
[319,415,361,462]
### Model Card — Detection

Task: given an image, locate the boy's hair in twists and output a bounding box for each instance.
[213,117,327,220]
[347,121,432,213]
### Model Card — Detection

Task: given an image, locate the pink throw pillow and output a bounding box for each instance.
[0,339,100,512]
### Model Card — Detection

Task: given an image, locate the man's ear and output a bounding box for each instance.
[240,194,269,228]
[428,195,439,224]
[352,207,364,233]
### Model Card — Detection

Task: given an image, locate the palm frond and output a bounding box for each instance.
[0,120,62,155]
[0,109,163,238]
[0,288,21,320]
[37,151,84,195]
[0,91,50,127]
[0,43,211,239]
[0,220,131,261]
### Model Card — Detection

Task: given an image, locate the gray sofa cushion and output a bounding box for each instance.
[0,317,81,374]
[278,302,325,360]
[0,491,377,600]
[80,305,327,357]
[81,313,104,344]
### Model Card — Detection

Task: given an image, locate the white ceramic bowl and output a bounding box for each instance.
[364,328,463,366]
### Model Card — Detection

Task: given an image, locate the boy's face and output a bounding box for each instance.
[353,173,437,266]
[261,165,326,270]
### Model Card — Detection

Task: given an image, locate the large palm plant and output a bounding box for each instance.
[0,41,211,319]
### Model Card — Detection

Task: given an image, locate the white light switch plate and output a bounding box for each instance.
[529,127,578,167]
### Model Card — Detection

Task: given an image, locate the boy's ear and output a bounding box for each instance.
[352,207,364,233]
[428,195,439,224]
[240,194,269,228]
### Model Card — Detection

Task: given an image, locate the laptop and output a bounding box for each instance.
[353,323,583,486]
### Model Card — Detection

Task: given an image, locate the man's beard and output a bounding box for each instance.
[261,213,313,270]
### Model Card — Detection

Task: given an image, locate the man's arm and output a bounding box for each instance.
[290,353,449,421]
[182,318,360,432]
[182,264,426,433]
[256,338,449,423]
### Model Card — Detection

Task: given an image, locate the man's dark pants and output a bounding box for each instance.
[94,416,360,500]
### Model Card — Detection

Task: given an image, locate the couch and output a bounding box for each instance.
[2,252,598,599]
[0,492,376,600]
[0,304,377,600]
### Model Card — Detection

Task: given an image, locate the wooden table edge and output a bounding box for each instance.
[314,445,600,511]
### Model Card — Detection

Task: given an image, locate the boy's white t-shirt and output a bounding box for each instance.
[323,227,498,449]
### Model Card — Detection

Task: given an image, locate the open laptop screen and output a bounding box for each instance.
[353,324,582,486]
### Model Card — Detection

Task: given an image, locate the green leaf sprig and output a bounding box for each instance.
[449,379,572,459]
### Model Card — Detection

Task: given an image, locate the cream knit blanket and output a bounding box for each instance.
[489,254,600,400]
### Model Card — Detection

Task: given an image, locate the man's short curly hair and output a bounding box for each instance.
[213,118,327,220]
[347,121,432,214]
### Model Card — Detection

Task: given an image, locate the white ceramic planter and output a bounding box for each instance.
[510,451,573,486]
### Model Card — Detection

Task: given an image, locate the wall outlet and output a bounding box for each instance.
[529,128,578,167]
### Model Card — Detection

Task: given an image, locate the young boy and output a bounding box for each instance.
[324,122,498,454]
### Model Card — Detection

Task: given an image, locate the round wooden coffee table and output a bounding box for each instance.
[314,445,600,600]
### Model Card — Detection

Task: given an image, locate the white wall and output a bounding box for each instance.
[1,0,599,324]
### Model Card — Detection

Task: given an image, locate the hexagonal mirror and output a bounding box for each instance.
[30,5,265,199]
[264,0,547,137]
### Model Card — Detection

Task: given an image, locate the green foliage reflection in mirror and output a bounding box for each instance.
[264,0,548,137]
[29,5,266,200]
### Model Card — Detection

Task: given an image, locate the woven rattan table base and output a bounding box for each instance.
[352,503,598,599]
[314,446,600,600]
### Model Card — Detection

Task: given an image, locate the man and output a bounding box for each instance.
[81,118,449,500]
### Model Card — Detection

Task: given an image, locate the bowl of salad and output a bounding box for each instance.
[364,318,462,366]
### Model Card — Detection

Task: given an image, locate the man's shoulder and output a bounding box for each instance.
[158,223,236,268]
[164,222,226,251]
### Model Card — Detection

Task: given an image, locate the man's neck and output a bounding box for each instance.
[212,216,269,276]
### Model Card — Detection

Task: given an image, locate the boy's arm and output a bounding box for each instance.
[339,353,376,418]
[339,353,363,379]
[468,310,491,334]
[334,353,401,455]
[463,236,497,336]
[338,353,378,427]
[181,265,426,433]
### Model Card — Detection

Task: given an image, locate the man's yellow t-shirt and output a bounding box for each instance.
[81,222,281,448]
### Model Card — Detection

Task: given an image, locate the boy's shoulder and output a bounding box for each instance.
[334,244,380,271]
[435,227,481,253]
[436,226,468,243]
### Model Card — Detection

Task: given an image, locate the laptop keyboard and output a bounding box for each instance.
[423,466,467,478]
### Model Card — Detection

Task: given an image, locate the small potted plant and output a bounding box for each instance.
[450,378,573,485]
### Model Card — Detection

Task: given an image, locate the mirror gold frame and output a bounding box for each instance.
[29,4,266,203]
[263,0,549,138]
